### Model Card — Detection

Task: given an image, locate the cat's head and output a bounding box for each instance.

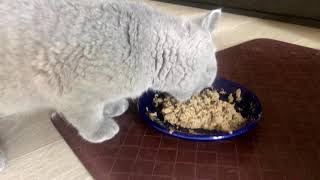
[153,9,221,102]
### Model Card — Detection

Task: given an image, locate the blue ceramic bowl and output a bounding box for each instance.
[137,77,262,141]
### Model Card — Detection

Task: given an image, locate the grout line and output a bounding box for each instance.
[216,18,259,33]
[234,142,241,179]
[151,134,163,175]
[7,139,64,162]
[109,123,132,177]
[172,139,179,178]
[128,123,149,177]
[252,138,264,180]
[195,142,199,178]
[107,147,120,177]
[132,135,143,176]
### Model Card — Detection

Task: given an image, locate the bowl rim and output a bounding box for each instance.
[137,77,263,141]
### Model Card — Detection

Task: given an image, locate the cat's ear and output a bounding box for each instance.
[192,9,221,32]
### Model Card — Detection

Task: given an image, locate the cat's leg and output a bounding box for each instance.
[80,117,119,143]
[60,103,119,143]
[0,149,6,171]
[103,99,129,117]
[0,116,7,171]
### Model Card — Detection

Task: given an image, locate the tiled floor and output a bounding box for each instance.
[0,0,319,179]
[142,0,320,51]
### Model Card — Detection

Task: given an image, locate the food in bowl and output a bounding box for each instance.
[149,88,246,133]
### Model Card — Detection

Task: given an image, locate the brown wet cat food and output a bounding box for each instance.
[150,89,246,133]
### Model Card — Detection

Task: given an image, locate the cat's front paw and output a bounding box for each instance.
[103,99,129,117]
[0,150,7,172]
[50,112,64,121]
[79,118,119,143]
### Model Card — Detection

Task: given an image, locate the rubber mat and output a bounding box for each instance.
[52,39,320,180]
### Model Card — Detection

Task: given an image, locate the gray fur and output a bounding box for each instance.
[0,0,220,169]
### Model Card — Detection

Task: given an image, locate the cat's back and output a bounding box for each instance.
[0,0,165,100]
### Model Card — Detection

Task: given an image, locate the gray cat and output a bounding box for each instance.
[0,0,221,170]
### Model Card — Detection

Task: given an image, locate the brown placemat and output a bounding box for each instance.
[52,39,320,180]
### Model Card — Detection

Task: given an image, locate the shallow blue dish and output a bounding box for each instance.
[137,77,262,141]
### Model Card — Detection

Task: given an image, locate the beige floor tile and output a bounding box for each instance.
[0,109,62,160]
[0,140,92,180]
[214,18,320,50]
